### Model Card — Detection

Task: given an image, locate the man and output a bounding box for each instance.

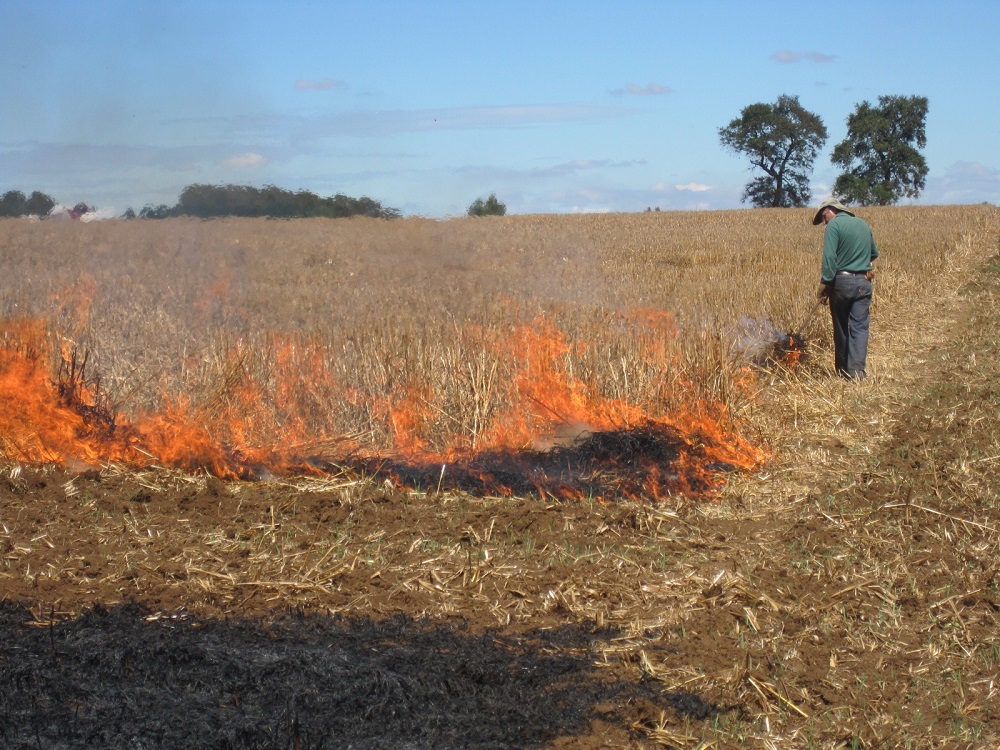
[813,198,879,379]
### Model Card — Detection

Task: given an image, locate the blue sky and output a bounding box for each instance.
[2,0,999,217]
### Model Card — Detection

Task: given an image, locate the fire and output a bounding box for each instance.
[480,319,642,448]
[0,314,769,499]
[777,333,807,369]
[0,319,135,467]
[732,316,808,371]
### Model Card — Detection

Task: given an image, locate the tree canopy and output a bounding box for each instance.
[0,190,56,217]
[831,95,929,206]
[467,194,507,217]
[172,184,400,219]
[719,95,828,208]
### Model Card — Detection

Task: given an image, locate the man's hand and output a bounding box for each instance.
[865,268,876,281]
[817,283,831,302]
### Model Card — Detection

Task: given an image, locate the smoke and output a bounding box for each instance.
[46,204,117,222]
[79,208,117,222]
[729,315,787,364]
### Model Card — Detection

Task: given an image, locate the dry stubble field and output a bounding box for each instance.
[0,205,999,749]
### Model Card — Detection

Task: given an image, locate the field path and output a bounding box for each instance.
[701,212,1000,747]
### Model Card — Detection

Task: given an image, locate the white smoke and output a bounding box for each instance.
[729,316,787,364]
[47,204,117,222]
[45,205,76,221]
[79,207,117,222]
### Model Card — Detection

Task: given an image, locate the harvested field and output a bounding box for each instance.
[1,205,999,748]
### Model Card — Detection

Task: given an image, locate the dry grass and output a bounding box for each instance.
[0,206,991,461]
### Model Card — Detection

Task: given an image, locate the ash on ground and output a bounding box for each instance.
[355,421,716,501]
[0,601,722,749]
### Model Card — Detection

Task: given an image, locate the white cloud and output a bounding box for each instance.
[222,152,266,169]
[531,159,644,177]
[651,182,711,193]
[811,193,834,206]
[542,184,724,214]
[414,105,629,131]
[218,104,631,141]
[610,82,673,97]
[929,161,1000,203]
[771,50,836,64]
[295,78,348,91]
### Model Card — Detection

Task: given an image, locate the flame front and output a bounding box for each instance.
[0,315,768,499]
[0,318,131,467]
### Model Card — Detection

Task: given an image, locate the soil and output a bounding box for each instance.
[1,467,739,749]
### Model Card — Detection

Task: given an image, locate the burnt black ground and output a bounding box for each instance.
[354,423,708,501]
[0,602,716,750]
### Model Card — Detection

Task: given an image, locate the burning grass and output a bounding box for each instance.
[0,309,767,497]
[0,201,993,482]
[0,214,784,496]
[3,206,979,495]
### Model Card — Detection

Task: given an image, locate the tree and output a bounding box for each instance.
[831,95,929,206]
[0,190,57,217]
[25,191,55,216]
[467,193,507,217]
[139,204,174,219]
[719,94,828,208]
[171,183,400,219]
[0,190,28,217]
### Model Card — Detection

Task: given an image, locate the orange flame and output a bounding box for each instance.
[0,318,133,466]
[0,315,768,498]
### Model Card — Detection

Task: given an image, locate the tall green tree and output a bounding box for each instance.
[832,95,929,205]
[719,94,827,208]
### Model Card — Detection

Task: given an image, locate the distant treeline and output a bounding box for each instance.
[133,184,401,220]
[2,184,399,220]
[0,190,56,217]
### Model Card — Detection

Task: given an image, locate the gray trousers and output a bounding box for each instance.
[829,273,873,379]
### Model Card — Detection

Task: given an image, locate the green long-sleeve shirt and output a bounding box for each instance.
[821,213,879,284]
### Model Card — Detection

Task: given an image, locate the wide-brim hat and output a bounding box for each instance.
[812,198,855,225]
